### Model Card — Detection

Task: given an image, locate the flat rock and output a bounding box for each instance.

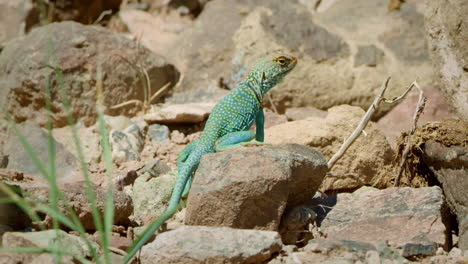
[25,181,133,230]
[140,226,282,264]
[424,0,468,119]
[266,105,395,192]
[318,187,450,248]
[0,21,180,127]
[143,103,214,124]
[185,143,327,231]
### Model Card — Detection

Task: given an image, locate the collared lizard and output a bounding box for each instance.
[124,54,297,262]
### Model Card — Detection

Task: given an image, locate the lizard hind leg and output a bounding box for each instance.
[215,130,257,151]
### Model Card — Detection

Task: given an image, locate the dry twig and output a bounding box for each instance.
[393,85,426,186]
[327,78,425,172]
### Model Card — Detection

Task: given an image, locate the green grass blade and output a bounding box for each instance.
[48,65,105,234]
[96,46,114,264]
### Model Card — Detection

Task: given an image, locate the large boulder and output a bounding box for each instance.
[266,105,395,192]
[171,0,433,116]
[0,21,180,127]
[424,0,468,120]
[185,143,328,231]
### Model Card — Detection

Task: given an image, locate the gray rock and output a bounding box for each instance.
[138,158,171,178]
[424,0,468,119]
[25,181,133,230]
[131,172,175,225]
[185,143,327,231]
[2,229,99,262]
[318,187,450,249]
[147,124,170,142]
[2,122,80,179]
[402,243,437,259]
[52,124,102,165]
[354,45,384,67]
[140,226,282,264]
[0,21,180,127]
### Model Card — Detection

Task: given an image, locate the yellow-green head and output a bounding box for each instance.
[249,54,297,94]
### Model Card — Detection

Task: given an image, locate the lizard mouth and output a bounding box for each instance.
[290,56,297,66]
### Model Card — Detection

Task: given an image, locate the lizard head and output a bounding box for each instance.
[251,54,297,94]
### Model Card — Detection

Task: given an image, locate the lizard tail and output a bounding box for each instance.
[124,143,207,263]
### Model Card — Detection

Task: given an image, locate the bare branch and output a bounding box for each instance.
[394,82,426,186]
[327,78,425,173]
[327,77,391,169]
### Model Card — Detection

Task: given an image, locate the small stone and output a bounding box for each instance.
[143,103,215,124]
[365,250,381,264]
[436,247,447,255]
[110,123,146,163]
[448,247,462,258]
[170,130,188,144]
[282,245,298,254]
[147,124,170,142]
[402,243,437,259]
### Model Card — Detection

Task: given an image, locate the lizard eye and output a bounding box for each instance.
[275,56,288,66]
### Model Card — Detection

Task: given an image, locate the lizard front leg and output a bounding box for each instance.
[215,108,271,151]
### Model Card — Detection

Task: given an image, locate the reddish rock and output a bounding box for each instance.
[377,86,457,148]
[319,187,450,249]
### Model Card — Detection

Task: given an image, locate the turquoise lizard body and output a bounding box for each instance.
[124,54,297,262]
